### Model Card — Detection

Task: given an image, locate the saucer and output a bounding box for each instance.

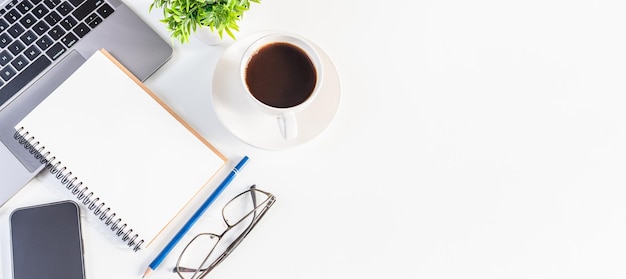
[211,32,341,150]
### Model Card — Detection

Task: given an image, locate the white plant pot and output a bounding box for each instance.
[194,27,232,45]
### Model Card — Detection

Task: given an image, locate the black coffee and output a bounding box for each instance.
[245,42,317,108]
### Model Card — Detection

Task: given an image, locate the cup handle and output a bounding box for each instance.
[278,112,298,140]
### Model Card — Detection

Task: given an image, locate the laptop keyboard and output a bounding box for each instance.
[0,0,114,107]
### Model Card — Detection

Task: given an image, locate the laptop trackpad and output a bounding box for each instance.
[0,50,86,172]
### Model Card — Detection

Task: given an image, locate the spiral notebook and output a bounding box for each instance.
[13,49,227,251]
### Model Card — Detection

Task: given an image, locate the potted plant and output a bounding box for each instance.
[150,0,260,44]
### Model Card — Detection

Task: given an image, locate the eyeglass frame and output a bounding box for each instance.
[173,185,276,279]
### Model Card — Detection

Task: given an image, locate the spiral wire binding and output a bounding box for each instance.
[14,127,144,252]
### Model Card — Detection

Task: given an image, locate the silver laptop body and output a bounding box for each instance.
[0,0,172,207]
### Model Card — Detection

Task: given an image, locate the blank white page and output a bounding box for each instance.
[15,50,226,249]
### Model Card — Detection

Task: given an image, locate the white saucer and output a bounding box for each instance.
[211,32,341,150]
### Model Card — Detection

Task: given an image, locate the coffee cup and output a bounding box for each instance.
[240,33,323,140]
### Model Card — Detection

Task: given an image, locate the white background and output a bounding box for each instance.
[3,0,626,278]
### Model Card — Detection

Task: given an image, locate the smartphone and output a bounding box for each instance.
[10,200,86,279]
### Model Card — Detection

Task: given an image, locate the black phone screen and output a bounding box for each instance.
[10,200,86,279]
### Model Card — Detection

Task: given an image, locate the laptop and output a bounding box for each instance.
[0,0,173,207]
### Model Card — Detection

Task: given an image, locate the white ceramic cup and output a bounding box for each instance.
[240,33,323,140]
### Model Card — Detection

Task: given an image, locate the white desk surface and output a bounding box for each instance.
[3,0,626,278]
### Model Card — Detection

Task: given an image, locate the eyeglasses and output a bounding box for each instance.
[173,185,276,279]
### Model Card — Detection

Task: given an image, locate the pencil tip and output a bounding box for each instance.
[142,267,152,278]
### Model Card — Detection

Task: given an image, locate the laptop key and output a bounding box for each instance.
[4,9,20,24]
[16,1,33,14]
[19,29,37,46]
[33,20,50,35]
[5,0,17,10]
[24,45,41,60]
[46,42,66,60]
[36,34,53,50]
[32,3,49,18]
[1,65,16,82]
[0,55,51,106]
[73,0,102,21]
[43,0,62,9]
[0,33,11,48]
[19,13,36,28]
[11,55,28,71]
[61,32,77,47]
[8,40,25,56]
[0,50,13,66]
[73,22,90,38]
[97,3,113,18]
[60,16,77,30]
[0,18,8,32]
[56,2,72,16]
[86,13,101,28]
[85,12,99,23]
[48,25,65,40]
[8,23,25,38]
[44,10,61,25]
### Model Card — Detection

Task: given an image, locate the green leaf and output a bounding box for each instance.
[149,0,259,43]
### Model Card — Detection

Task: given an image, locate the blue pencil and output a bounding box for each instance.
[142,156,249,278]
